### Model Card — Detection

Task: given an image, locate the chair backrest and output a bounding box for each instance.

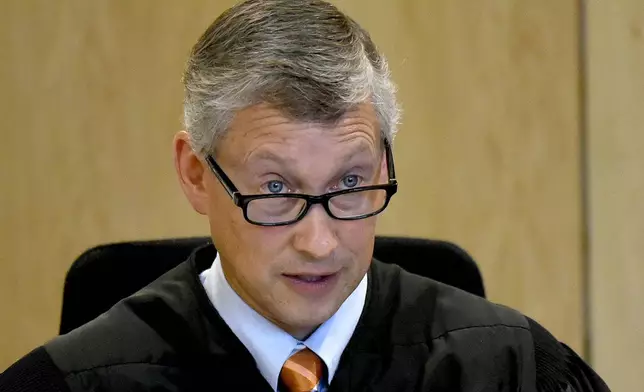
[59,236,485,334]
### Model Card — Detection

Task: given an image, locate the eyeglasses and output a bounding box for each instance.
[205,139,398,226]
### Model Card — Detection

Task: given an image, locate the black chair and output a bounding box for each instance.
[59,236,485,335]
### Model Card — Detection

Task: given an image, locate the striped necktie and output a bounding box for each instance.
[279,348,324,392]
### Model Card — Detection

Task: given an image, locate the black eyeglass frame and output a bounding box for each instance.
[205,139,398,226]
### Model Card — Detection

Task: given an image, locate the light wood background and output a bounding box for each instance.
[587,1,644,390]
[0,0,588,378]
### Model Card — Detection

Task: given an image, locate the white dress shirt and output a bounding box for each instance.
[200,253,368,391]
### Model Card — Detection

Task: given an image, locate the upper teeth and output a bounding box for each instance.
[300,276,322,282]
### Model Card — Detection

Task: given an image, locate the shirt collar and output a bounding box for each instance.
[200,253,367,391]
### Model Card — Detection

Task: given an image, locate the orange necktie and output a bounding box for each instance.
[279,348,324,392]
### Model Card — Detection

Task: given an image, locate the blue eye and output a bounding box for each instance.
[266,180,285,193]
[342,175,360,188]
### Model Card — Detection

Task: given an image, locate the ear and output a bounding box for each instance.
[173,131,208,215]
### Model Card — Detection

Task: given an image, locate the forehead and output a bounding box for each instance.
[218,103,381,164]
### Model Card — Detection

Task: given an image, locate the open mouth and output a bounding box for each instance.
[286,274,333,283]
[282,272,340,294]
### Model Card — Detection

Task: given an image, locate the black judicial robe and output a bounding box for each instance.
[0,245,609,391]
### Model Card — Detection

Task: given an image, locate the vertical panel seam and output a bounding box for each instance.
[577,0,593,364]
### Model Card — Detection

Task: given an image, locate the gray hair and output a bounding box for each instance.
[182,0,400,155]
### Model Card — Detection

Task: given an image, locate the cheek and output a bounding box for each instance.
[212,213,292,277]
[207,192,242,246]
[244,227,292,268]
[337,219,377,265]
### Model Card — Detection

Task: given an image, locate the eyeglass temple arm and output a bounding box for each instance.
[205,155,239,199]
[384,138,397,182]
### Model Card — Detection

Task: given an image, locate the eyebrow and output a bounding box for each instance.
[245,143,377,169]
[244,150,297,168]
[342,144,378,163]
[240,145,379,193]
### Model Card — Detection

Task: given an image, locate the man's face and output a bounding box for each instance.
[205,103,386,339]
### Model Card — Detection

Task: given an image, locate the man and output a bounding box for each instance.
[1,0,609,391]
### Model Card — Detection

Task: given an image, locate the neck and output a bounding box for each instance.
[287,325,319,341]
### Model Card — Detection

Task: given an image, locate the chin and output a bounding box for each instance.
[283,306,337,335]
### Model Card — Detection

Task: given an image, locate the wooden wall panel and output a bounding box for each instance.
[0,0,238,368]
[0,0,583,369]
[341,0,583,352]
[587,1,644,389]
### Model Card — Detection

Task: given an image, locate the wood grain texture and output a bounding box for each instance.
[340,0,583,352]
[0,0,583,369]
[0,0,238,368]
[586,1,644,389]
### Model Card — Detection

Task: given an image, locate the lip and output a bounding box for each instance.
[282,271,340,296]
[283,270,339,277]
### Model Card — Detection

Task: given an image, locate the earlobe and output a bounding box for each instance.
[173,131,209,215]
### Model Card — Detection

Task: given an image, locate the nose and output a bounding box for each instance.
[291,204,339,260]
